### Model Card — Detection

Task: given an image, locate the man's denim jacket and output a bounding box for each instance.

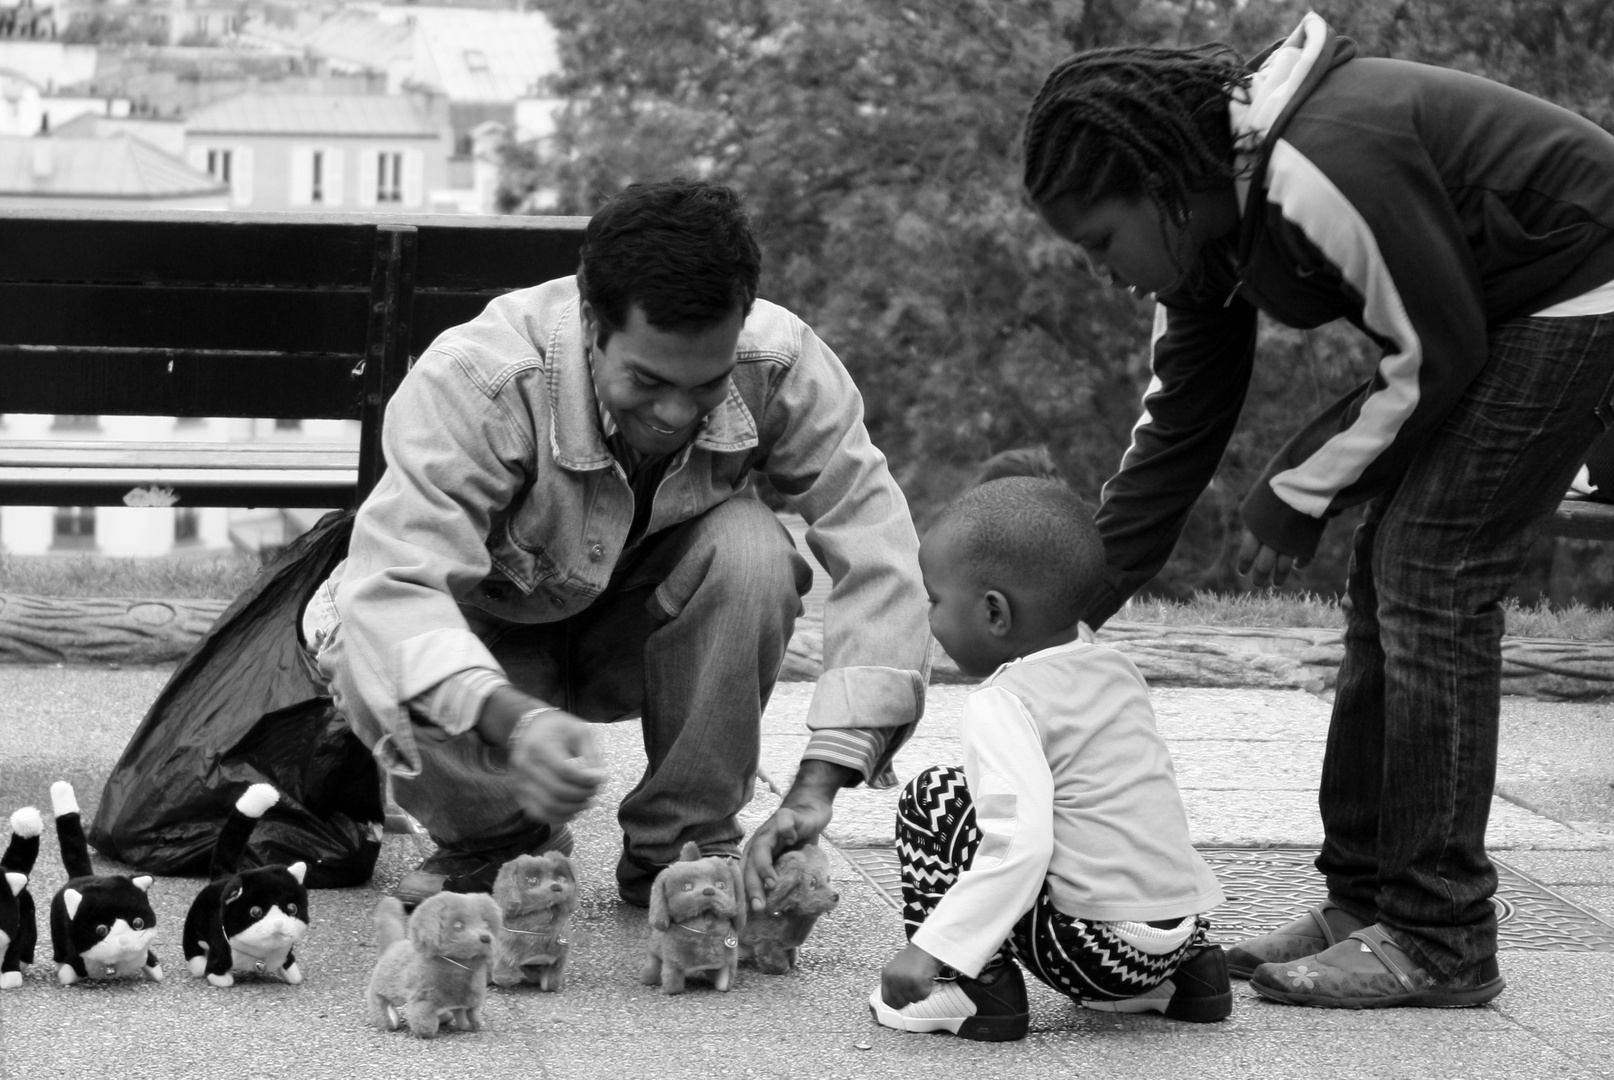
[331,278,931,782]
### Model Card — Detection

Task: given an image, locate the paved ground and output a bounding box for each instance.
[0,659,1609,1080]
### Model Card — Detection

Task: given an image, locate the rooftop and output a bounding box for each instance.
[0,133,226,198]
[185,91,443,137]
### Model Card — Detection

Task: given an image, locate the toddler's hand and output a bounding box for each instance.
[880,942,944,1009]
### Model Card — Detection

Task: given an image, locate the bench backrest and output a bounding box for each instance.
[0,208,587,507]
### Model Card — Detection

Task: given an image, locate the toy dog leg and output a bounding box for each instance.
[659,963,688,995]
[492,954,523,987]
[640,952,663,987]
[537,955,565,992]
[403,998,444,1038]
[713,961,735,993]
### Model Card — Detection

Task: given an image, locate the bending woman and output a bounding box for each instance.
[1022,13,1614,1008]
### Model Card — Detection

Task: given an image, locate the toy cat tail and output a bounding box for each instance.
[182,783,310,988]
[212,783,279,879]
[0,806,42,988]
[49,780,162,984]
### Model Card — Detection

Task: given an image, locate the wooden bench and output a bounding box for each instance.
[0,209,587,510]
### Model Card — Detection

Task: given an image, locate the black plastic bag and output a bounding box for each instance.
[89,509,383,888]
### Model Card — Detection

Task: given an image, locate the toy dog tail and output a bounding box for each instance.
[372,896,409,955]
[50,782,94,880]
[1,806,42,875]
[210,783,279,879]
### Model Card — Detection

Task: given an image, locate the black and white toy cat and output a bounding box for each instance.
[48,781,162,984]
[182,783,309,987]
[0,805,41,988]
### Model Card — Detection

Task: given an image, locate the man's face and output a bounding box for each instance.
[918,522,1011,679]
[583,301,743,456]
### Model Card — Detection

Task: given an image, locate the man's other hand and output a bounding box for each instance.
[742,759,856,911]
[508,708,606,824]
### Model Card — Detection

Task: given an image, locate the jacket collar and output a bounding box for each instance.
[1229,13,1358,260]
[543,298,759,472]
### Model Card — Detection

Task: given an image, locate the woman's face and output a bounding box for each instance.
[1036,193,1191,300]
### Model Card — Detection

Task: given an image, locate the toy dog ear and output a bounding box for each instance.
[678,841,701,863]
[477,893,503,932]
[131,875,154,893]
[647,872,670,931]
[286,862,307,885]
[408,898,442,953]
[766,860,802,911]
[62,888,82,920]
[4,871,25,897]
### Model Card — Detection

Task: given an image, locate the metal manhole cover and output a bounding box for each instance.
[834,844,1614,952]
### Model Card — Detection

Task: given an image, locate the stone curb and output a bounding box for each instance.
[3,592,1613,701]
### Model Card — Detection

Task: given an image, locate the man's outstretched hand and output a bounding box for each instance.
[508,708,606,824]
[742,759,858,911]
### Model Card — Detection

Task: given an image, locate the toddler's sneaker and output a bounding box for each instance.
[1079,944,1233,1022]
[867,961,1030,1042]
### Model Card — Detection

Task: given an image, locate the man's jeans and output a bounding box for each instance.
[1319,313,1614,977]
[320,496,810,886]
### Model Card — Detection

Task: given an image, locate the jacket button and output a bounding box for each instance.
[551,595,565,607]
[589,543,604,561]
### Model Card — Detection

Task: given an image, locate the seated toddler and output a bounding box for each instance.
[869,477,1228,1041]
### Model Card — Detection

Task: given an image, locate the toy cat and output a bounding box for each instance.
[0,806,41,988]
[182,783,310,987]
[490,850,577,990]
[48,781,162,983]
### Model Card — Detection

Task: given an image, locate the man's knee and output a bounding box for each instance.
[659,498,809,616]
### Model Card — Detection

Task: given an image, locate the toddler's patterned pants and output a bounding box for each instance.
[896,764,1204,1002]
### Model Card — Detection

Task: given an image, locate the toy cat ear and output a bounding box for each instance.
[4,872,25,897]
[131,876,154,893]
[62,888,82,920]
[287,862,307,885]
[224,885,243,905]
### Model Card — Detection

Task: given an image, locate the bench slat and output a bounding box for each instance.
[1544,497,1614,540]
[0,441,358,469]
[0,476,355,508]
[0,209,586,291]
[0,347,364,419]
[0,283,372,354]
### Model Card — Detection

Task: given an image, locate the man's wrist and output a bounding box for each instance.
[507,706,561,751]
[784,758,859,809]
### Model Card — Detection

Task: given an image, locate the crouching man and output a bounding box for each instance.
[303,179,930,910]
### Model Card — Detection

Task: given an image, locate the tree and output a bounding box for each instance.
[508,0,1614,605]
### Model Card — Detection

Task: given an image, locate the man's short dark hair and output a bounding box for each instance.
[577,179,762,346]
[932,477,1105,626]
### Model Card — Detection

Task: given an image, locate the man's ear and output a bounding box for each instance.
[579,300,601,351]
[983,589,1013,637]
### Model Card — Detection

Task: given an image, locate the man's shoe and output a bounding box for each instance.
[1250,924,1505,1009]
[1226,901,1370,979]
[394,823,575,909]
[1080,944,1233,1022]
[867,960,1031,1042]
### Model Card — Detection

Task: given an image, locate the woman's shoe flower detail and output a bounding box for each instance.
[1285,962,1324,990]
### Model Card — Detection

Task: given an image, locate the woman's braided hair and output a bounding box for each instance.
[1022,43,1251,226]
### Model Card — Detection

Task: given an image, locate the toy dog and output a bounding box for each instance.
[640,842,745,994]
[48,781,162,983]
[0,806,41,988]
[490,850,577,991]
[182,783,310,987]
[738,844,840,974]
[367,891,501,1038]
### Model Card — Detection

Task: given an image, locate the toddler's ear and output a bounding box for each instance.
[984,589,1013,637]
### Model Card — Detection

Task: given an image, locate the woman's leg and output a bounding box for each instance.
[1354,313,1614,977]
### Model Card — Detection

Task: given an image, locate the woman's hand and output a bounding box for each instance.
[1236,529,1310,588]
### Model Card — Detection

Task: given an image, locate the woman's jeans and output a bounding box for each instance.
[1318,313,1614,977]
[324,496,810,888]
